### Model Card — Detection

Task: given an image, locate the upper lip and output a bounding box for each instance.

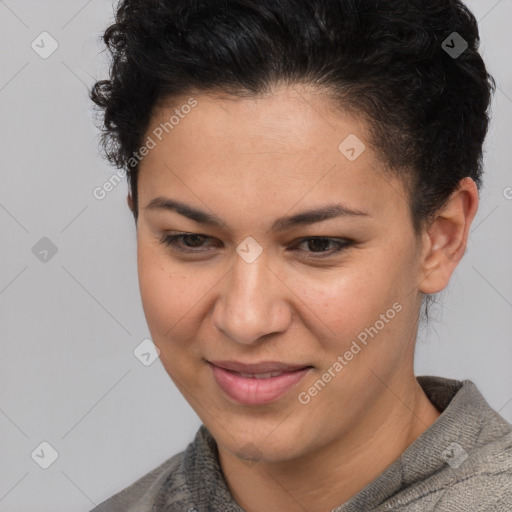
[208,360,311,374]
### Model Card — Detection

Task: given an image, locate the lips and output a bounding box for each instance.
[208,360,313,405]
[209,360,309,374]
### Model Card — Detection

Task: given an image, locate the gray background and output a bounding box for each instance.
[0,1,510,510]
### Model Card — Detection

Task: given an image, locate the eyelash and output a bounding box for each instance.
[158,233,353,259]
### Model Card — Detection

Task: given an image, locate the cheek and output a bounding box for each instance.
[299,264,398,336]
[137,247,192,340]
[298,257,413,376]
[136,244,218,372]
[137,257,200,384]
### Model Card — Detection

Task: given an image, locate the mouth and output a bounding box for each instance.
[207,360,313,405]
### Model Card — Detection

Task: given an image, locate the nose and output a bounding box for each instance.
[211,251,293,346]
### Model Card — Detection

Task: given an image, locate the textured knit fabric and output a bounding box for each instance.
[90,376,512,511]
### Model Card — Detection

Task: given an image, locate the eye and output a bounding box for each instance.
[158,233,217,253]
[291,237,353,258]
[159,232,353,259]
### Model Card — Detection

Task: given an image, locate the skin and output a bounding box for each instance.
[130,84,479,512]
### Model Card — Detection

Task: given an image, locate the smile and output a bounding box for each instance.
[208,361,313,405]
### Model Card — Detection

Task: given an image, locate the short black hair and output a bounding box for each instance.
[90,0,495,236]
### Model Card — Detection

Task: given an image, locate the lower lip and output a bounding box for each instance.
[209,363,311,405]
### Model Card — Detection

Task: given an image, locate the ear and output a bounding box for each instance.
[418,177,479,294]
[127,193,134,212]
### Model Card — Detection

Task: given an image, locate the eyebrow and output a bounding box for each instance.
[145,197,371,232]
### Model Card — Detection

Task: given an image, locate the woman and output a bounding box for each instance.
[89,0,511,510]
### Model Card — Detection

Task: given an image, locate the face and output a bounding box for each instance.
[135,85,428,464]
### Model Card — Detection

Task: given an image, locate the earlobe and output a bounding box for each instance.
[418,177,479,295]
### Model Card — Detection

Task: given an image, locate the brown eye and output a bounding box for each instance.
[159,233,218,252]
[157,233,352,259]
[292,237,353,258]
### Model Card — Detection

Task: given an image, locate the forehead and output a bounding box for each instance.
[147,85,370,156]
[137,86,409,226]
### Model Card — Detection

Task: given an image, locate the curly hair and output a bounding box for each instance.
[90,0,495,237]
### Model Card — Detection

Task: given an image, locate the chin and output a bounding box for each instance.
[210,417,311,464]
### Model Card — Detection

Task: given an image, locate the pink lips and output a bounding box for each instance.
[208,360,312,405]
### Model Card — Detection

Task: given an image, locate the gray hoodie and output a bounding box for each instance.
[90,376,512,511]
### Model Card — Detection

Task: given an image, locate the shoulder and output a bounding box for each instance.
[389,377,512,511]
[89,448,188,512]
[434,425,512,511]
[88,424,235,512]
[433,378,512,510]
